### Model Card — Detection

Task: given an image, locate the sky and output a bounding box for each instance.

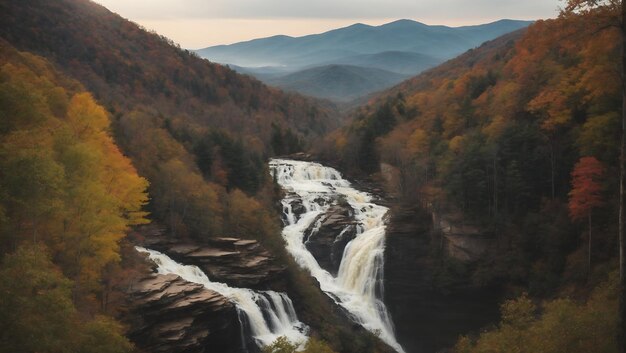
[95,0,562,49]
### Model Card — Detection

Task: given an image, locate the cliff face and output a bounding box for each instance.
[384,206,501,353]
[141,232,286,290]
[124,273,246,353]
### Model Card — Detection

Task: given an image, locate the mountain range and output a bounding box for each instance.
[197,19,532,101]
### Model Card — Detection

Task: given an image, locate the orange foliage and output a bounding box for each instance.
[568,157,605,221]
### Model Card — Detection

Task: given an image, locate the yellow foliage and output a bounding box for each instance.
[482,115,508,141]
[454,276,618,353]
[0,47,149,295]
[405,128,429,157]
[449,135,465,153]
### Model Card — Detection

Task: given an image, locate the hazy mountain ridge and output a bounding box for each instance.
[197,19,532,67]
[197,19,532,101]
[266,64,409,101]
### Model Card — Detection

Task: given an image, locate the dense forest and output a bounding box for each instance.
[0,0,343,242]
[0,0,386,352]
[1,0,624,352]
[0,40,146,353]
[318,3,622,352]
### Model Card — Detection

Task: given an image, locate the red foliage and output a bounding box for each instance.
[568,156,605,221]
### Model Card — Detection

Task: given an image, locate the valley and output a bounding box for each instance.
[198,19,531,101]
[0,1,623,353]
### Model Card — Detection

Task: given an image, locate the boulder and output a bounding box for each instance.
[124,273,245,353]
[303,203,357,274]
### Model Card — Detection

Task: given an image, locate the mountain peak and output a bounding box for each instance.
[347,22,371,29]
[381,19,425,27]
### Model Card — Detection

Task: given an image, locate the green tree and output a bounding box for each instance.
[454,276,618,353]
[263,337,337,353]
[76,316,133,353]
[0,244,77,353]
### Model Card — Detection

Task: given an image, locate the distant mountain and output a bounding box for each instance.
[197,19,532,69]
[266,64,408,102]
[197,19,532,101]
[314,51,441,76]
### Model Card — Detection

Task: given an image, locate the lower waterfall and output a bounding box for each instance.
[136,247,308,349]
[269,159,405,353]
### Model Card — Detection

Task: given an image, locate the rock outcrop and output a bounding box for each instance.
[142,235,286,290]
[303,202,357,275]
[432,212,491,262]
[384,205,500,353]
[125,273,245,353]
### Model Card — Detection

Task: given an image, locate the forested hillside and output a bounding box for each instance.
[319,5,621,351]
[0,0,340,241]
[0,40,147,353]
[0,1,393,352]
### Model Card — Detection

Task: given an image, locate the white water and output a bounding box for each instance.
[136,247,308,349]
[269,159,405,353]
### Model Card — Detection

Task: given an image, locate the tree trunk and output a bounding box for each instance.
[550,139,556,199]
[494,153,498,219]
[618,0,626,353]
[587,211,591,281]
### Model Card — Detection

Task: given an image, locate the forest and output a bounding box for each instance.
[0,0,384,352]
[318,2,623,352]
[0,0,624,352]
[0,41,145,352]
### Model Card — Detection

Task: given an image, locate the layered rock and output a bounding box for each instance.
[125,273,245,353]
[303,202,357,275]
[142,234,285,290]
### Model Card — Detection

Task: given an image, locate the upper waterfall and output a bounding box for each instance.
[269,159,405,353]
[136,247,308,349]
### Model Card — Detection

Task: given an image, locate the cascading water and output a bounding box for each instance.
[269,159,405,353]
[136,247,308,349]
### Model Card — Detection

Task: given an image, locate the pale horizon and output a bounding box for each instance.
[94,0,561,49]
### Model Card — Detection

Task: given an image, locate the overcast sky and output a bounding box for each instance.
[95,0,562,49]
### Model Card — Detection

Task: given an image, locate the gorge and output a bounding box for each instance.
[270,159,404,352]
[0,1,620,353]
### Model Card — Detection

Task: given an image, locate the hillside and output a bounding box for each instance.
[0,40,147,353]
[318,7,621,353]
[315,51,441,75]
[266,64,409,101]
[0,0,344,240]
[0,2,399,352]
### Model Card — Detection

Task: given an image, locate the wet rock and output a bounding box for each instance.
[303,203,357,275]
[286,198,307,222]
[141,234,285,290]
[124,273,244,353]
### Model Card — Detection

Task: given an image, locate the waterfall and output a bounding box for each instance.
[136,247,309,349]
[269,159,405,353]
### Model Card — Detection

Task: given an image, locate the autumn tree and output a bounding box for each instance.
[0,45,148,350]
[0,244,133,353]
[569,156,606,275]
[0,244,77,352]
[561,1,624,350]
[454,276,618,353]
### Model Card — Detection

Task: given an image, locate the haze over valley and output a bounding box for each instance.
[197,19,532,101]
[0,1,623,353]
